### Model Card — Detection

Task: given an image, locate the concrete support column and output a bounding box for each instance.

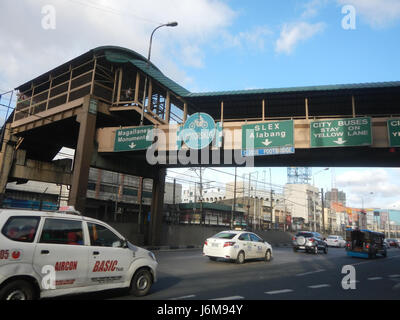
[68,96,97,213]
[0,123,16,206]
[148,167,166,246]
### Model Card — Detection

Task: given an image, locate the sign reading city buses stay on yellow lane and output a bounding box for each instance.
[387,119,400,147]
[310,117,372,148]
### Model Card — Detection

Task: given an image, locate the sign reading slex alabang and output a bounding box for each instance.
[310,117,372,148]
[242,120,295,156]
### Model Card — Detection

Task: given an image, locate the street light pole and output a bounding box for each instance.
[140,22,178,126]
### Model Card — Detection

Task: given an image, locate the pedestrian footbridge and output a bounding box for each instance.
[1,46,399,245]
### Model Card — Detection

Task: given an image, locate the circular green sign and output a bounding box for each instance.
[181,113,216,150]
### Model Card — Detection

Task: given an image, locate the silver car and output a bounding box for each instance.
[292,231,328,254]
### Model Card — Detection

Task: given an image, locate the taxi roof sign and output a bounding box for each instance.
[57,206,81,216]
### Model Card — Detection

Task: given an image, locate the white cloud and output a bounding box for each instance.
[275,21,325,55]
[0,0,236,90]
[221,26,273,51]
[301,0,329,19]
[336,169,400,208]
[337,0,400,28]
[180,45,205,68]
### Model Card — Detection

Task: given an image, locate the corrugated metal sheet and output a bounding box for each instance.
[187,81,400,98]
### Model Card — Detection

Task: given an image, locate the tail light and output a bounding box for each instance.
[366,243,370,249]
[224,242,236,248]
[309,238,315,243]
[292,237,296,241]
[346,242,350,248]
[204,240,208,246]
[334,240,338,242]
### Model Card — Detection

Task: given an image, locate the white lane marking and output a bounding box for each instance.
[169,295,196,300]
[210,296,244,300]
[265,289,294,295]
[349,280,360,284]
[349,254,400,267]
[388,274,400,278]
[296,269,326,277]
[367,277,383,281]
[308,284,331,289]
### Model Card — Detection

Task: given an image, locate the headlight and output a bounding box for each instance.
[148,251,156,261]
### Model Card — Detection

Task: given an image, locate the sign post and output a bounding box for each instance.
[242,120,295,156]
[310,117,372,148]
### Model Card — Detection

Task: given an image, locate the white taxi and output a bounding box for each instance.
[325,235,346,248]
[0,208,158,300]
[203,230,273,264]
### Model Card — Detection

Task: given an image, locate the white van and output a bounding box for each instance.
[0,208,157,300]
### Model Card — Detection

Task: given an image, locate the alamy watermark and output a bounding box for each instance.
[341,5,356,30]
[341,265,357,290]
[145,127,255,167]
[41,5,56,30]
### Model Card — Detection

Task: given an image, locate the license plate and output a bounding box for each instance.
[299,246,305,249]
[212,243,219,247]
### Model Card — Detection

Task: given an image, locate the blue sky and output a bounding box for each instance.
[180,0,400,93]
[1,0,400,213]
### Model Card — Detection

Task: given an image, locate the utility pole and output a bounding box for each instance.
[254,175,258,230]
[270,189,274,230]
[231,167,237,229]
[269,169,274,229]
[200,168,203,224]
[138,177,143,233]
[313,198,316,232]
[321,188,325,233]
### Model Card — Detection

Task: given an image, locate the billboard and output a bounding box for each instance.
[380,212,389,229]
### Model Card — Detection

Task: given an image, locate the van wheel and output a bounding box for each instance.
[236,251,245,264]
[0,280,35,300]
[130,269,153,297]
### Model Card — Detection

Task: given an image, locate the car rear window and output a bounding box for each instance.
[214,232,236,239]
[1,216,40,243]
[296,232,313,237]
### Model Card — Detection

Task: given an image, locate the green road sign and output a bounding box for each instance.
[114,125,154,152]
[388,119,400,147]
[310,117,372,148]
[242,120,294,154]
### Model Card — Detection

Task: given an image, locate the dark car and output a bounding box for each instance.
[292,231,328,254]
[386,239,399,248]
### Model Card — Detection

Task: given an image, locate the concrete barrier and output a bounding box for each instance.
[109,222,294,250]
